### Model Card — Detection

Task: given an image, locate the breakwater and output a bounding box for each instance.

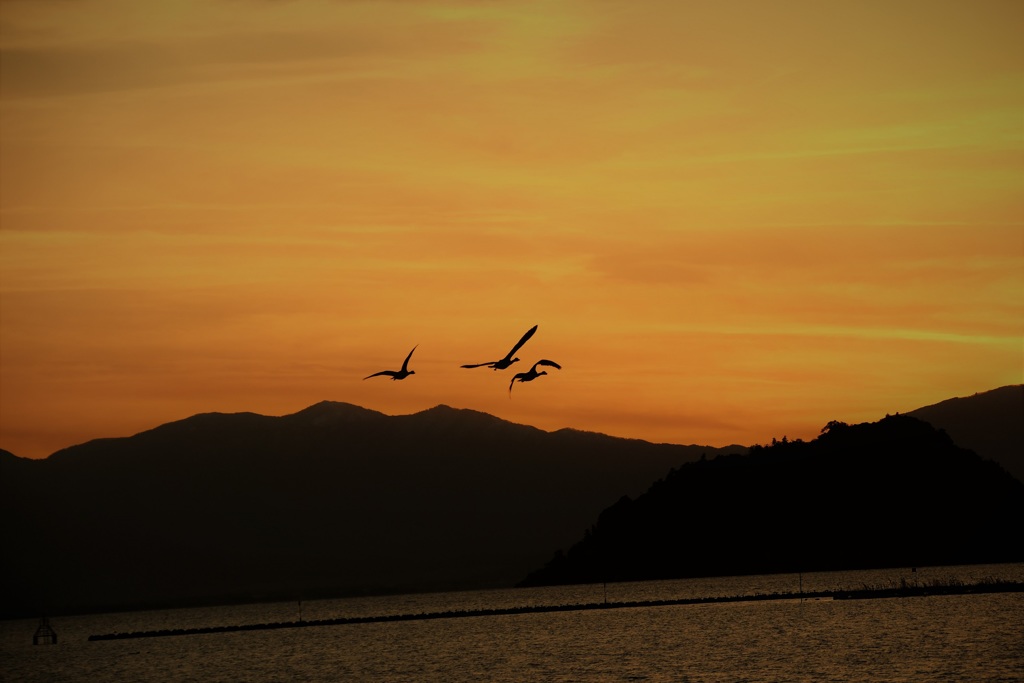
[88,580,1023,642]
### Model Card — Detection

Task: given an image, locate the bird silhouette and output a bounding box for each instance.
[509,359,561,395]
[461,325,538,370]
[364,345,417,380]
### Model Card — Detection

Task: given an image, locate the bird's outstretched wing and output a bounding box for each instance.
[506,324,538,359]
[364,370,396,380]
[533,359,562,371]
[400,345,418,372]
[460,361,495,369]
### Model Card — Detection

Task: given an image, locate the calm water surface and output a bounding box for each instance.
[4,564,1023,682]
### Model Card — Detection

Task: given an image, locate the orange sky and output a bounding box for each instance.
[1,0,1022,459]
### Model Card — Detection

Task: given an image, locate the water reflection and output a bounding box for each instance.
[3,563,1023,683]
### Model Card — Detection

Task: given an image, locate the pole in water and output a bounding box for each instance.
[33,617,57,645]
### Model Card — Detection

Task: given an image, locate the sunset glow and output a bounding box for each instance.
[2,0,1022,458]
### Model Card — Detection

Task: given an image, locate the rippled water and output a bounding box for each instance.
[4,564,1023,682]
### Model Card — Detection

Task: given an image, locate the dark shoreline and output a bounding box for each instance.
[88,580,1024,642]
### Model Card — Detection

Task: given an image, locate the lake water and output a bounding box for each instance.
[3,563,1023,682]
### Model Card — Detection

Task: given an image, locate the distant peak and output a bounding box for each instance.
[406,404,469,417]
[421,404,458,412]
[294,400,374,412]
[910,385,1022,413]
[285,401,387,422]
[417,404,515,422]
[406,404,545,433]
[419,404,477,416]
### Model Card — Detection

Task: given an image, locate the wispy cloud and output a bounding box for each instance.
[1,0,1022,458]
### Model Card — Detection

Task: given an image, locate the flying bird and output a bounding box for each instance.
[364,345,417,380]
[461,324,538,370]
[509,359,561,396]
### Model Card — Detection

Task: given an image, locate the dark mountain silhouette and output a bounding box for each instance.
[519,414,1024,588]
[907,385,1023,483]
[0,402,744,618]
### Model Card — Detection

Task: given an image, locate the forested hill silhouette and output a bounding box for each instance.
[907,385,1023,483]
[0,402,745,617]
[518,414,1024,588]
